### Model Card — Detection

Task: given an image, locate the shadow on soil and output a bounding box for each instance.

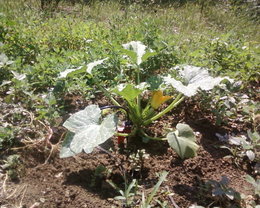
[172,183,204,205]
[187,118,231,159]
[64,168,118,199]
[127,137,169,156]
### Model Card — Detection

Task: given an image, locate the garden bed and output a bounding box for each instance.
[1,96,258,208]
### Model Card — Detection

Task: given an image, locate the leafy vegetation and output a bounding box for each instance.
[108,171,168,207]
[206,176,241,202]
[0,0,259,207]
[60,42,233,159]
[246,175,260,198]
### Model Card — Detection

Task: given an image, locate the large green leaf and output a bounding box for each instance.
[147,75,163,90]
[113,84,142,104]
[141,51,157,63]
[60,105,117,158]
[58,58,107,78]
[122,41,146,65]
[0,53,13,68]
[86,58,108,74]
[63,105,101,132]
[11,71,26,80]
[163,65,233,97]
[59,66,83,78]
[167,123,199,159]
[247,130,260,143]
[59,132,75,158]
[121,49,137,65]
[122,41,156,66]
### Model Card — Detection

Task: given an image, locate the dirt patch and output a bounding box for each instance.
[0,96,258,208]
[1,132,256,207]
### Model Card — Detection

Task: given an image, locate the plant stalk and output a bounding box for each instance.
[92,77,120,106]
[143,94,184,126]
[115,132,130,137]
[140,129,167,141]
[136,67,142,118]
[116,127,137,138]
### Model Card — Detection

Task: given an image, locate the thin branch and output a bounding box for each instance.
[19,185,28,207]
[2,173,8,194]
[166,186,180,208]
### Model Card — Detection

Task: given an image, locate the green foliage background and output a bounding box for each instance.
[0,0,259,148]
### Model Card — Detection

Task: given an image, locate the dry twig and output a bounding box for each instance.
[166,186,180,208]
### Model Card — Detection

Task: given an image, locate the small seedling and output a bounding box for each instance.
[206,176,241,202]
[90,165,110,188]
[217,130,260,163]
[245,175,260,197]
[128,149,149,175]
[107,171,168,208]
[1,154,20,180]
[107,178,138,207]
[140,171,168,208]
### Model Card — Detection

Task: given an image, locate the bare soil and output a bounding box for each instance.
[0,95,259,208]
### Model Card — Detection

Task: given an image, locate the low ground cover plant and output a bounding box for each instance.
[246,175,260,199]
[217,130,260,171]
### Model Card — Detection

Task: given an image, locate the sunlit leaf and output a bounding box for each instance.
[246,150,255,161]
[122,41,147,65]
[65,66,86,78]
[167,123,199,159]
[59,66,83,78]
[113,84,142,104]
[60,105,117,158]
[141,51,157,62]
[247,130,260,142]
[163,65,233,97]
[11,71,26,80]
[59,132,75,158]
[0,53,13,68]
[86,58,108,74]
[59,58,108,78]
[63,105,101,132]
[245,175,255,184]
[189,205,205,208]
[0,53,8,64]
[228,135,247,146]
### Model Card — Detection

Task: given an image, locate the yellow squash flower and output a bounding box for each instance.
[151,90,172,109]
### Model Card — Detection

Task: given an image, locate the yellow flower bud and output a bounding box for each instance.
[151,90,172,109]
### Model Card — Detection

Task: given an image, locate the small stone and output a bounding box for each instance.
[29,202,40,208]
[39,198,45,203]
[65,190,70,197]
[55,172,63,178]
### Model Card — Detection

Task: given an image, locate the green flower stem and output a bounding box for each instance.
[143,94,184,126]
[92,77,120,106]
[136,68,141,85]
[143,108,156,120]
[136,68,142,117]
[127,102,142,125]
[140,129,167,141]
[115,132,130,137]
[115,127,137,137]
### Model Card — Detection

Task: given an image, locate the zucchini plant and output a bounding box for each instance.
[59,41,232,159]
